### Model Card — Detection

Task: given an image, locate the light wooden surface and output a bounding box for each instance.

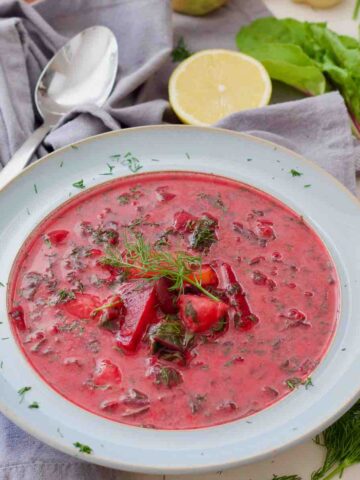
[18,0,360,477]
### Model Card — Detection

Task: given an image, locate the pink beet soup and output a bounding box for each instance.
[8,172,339,429]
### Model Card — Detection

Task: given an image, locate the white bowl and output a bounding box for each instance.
[0,126,359,474]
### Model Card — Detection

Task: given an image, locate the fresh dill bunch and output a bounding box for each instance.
[312,399,360,480]
[100,234,219,302]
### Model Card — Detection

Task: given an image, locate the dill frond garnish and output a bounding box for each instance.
[100,235,219,301]
[312,399,360,480]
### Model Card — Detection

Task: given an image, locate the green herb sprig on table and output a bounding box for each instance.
[100,235,219,301]
[236,17,360,134]
[172,37,192,62]
[272,475,302,480]
[354,0,360,19]
[312,399,360,480]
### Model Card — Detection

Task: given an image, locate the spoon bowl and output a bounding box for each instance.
[37,26,118,122]
[0,25,118,188]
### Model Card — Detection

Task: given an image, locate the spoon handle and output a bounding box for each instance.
[0,123,51,190]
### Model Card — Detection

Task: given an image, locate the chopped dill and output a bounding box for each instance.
[72,179,85,189]
[121,153,142,173]
[18,386,31,403]
[56,289,76,303]
[290,169,303,177]
[100,163,115,176]
[190,216,218,251]
[28,401,39,409]
[73,442,92,454]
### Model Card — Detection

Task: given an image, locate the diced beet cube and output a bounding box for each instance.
[46,230,69,245]
[178,294,229,333]
[93,359,122,385]
[116,281,157,352]
[156,186,176,202]
[9,306,26,331]
[155,278,177,314]
[173,211,197,233]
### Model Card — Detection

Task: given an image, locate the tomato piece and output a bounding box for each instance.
[178,294,229,333]
[46,230,69,245]
[9,306,26,331]
[187,265,218,287]
[93,359,122,386]
[116,281,157,352]
[63,293,101,318]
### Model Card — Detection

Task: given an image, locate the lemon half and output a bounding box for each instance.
[169,49,272,126]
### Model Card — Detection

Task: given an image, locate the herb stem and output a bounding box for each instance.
[353,0,360,19]
[185,277,219,302]
[321,464,345,480]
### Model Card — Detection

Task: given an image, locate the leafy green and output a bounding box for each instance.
[172,37,192,62]
[73,442,92,454]
[190,216,218,251]
[236,17,360,125]
[153,365,182,388]
[150,317,185,352]
[312,399,360,480]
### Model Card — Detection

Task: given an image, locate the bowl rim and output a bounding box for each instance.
[0,125,359,474]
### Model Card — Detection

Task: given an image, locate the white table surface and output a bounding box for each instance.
[127,2,359,480]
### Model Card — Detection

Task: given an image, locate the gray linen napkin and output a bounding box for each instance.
[0,1,358,479]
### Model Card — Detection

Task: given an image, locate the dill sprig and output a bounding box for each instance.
[312,399,360,480]
[100,235,219,302]
[272,476,302,480]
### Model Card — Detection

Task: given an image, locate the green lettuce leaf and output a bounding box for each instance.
[236,17,360,124]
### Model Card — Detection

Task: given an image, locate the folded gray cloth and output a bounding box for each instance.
[0,0,358,479]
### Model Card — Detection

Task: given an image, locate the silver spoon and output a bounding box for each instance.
[0,26,118,189]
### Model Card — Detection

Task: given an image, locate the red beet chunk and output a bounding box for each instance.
[116,281,157,352]
[173,210,197,232]
[46,230,69,245]
[9,306,26,331]
[63,293,101,319]
[178,294,229,333]
[155,278,177,314]
[156,186,176,202]
[212,262,259,330]
[93,359,122,386]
